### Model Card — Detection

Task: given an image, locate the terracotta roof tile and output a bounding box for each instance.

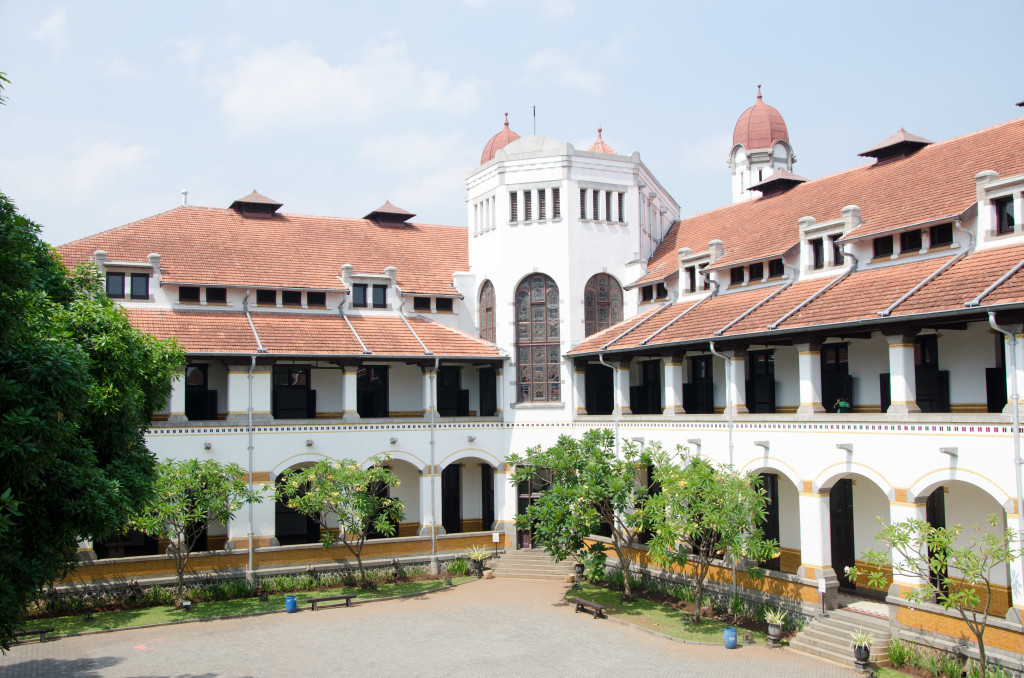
[126,308,259,354]
[57,206,467,296]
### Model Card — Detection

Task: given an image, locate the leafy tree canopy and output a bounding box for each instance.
[275,456,404,585]
[0,191,184,649]
[647,451,776,620]
[131,458,263,598]
[507,429,657,600]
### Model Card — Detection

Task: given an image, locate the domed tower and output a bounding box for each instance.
[729,86,795,203]
[480,113,521,164]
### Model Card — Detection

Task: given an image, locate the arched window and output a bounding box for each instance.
[515,274,560,402]
[583,273,623,336]
[479,280,495,343]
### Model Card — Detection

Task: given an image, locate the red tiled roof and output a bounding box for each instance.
[732,87,789,150]
[587,128,616,154]
[57,206,468,296]
[481,114,521,164]
[634,117,1024,288]
[126,309,500,359]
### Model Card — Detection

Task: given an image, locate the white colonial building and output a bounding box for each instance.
[58,93,1024,666]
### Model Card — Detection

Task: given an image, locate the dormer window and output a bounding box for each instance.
[996,196,1015,235]
[768,259,784,278]
[256,289,276,306]
[685,266,697,293]
[353,284,368,308]
[810,238,825,270]
[206,287,227,304]
[413,296,431,311]
[900,229,922,253]
[730,267,745,285]
[179,286,200,303]
[435,297,453,312]
[931,223,953,247]
[282,290,302,307]
[371,285,387,308]
[106,272,125,299]
[307,292,326,308]
[830,235,844,264]
[873,236,894,259]
[641,285,653,302]
[749,262,763,281]
[130,273,149,300]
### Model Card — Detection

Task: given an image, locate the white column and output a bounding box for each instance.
[722,350,749,415]
[664,356,685,414]
[341,366,359,421]
[795,342,825,415]
[168,371,186,422]
[887,499,930,599]
[574,364,587,415]
[797,490,839,609]
[1002,329,1024,417]
[226,364,272,423]
[615,361,632,415]
[493,463,516,547]
[885,332,920,414]
[228,474,278,549]
[422,366,436,417]
[417,467,445,536]
[494,366,504,415]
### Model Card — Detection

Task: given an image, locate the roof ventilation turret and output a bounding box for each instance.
[364,201,415,225]
[230,190,283,217]
[859,128,933,163]
[747,169,807,198]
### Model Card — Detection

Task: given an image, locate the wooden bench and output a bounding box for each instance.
[569,597,606,619]
[309,595,356,611]
[14,627,55,643]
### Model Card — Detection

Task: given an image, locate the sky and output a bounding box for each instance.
[2,0,1023,248]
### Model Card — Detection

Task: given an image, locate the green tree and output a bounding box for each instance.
[131,459,263,599]
[849,514,1020,677]
[507,430,657,601]
[274,456,404,586]
[647,451,776,621]
[0,191,184,649]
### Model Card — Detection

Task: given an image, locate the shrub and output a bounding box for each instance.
[937,653,963,678]
[444,558,468,576]
[887,638,910,668]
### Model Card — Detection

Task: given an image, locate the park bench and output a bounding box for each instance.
[309,594,356,611]
[568,597,606,619]
[14,627,55,643]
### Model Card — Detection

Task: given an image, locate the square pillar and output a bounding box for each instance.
[797,489,839,609]
[1008,504,1024,623]
[341,366,359,421]
[1002,329,1024,417]
[494,366,504,416]
[226,363,272,424]
[573,364,587,415]
[422,366,437,417]
[664,356,685,414]
[615,361,632,415]
[168,371,187,422]
[227,471,278,550]
[721,349,749,415]
[885,332,921,414]
[795,342,826,415]
[417,467,445,536]
[887,498,930,599]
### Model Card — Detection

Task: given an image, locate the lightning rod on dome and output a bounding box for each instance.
[533,105,536,135]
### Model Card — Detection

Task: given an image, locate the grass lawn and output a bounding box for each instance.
[566,583,771,645]
[22,577,474,636]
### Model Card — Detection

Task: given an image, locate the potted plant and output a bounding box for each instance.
[764,607,787,647]
[849,628,874,667]
[465,546,491,578]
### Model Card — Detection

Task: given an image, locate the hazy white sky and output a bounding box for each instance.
[2,0,1022,247]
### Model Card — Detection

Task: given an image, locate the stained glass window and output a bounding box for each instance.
[515,274,561,402]
[583,273,623,337]
[479,281,495,343]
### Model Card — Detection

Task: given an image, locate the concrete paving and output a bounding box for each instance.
[0,579,860,678]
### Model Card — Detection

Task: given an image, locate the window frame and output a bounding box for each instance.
[479,281,495,342]
[413,296,432,312]
[810,237,825,270]
[583,273,623,337]
[930,223,953,247]
[105,272,125,299]
[129,273,149,300]
[206,287,227,305]
[435,297,454,313]
[995,196,1015,235]
[900,229,923,253]
[256,289,277,306]
[748,261,764,282]
[767,258,784,278]
[514,274,561,403]
[178,286,200,303]
[281,290,302,307]
[306,291,326,308]
[352,284,368,308]
[873,236,894,259]
[730,267,745,285]
[371,284,387,309]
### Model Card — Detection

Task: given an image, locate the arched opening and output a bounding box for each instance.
[515,273,560,403]
[440,456,499,535]
[583,273,622,337]
[827,474,889,593]
[478,280,495,343]
[274,463,321,546]
[749,467,801,574]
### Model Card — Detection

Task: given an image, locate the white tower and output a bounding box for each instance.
[728,86,796,203]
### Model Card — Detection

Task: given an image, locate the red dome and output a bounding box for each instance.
[480,113,521,164]
[732,86,789,150]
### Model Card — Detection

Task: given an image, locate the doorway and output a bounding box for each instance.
[441,464,462,534]
[830,478,856,590]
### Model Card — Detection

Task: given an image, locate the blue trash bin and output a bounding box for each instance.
[285,595,297,613]
[724,626,737,649]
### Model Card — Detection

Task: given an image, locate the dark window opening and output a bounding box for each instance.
[758,473,781,571]
[629,360,663,414]
[745,350,776,413]
[821,343,852,413]
[275,474,321,545]
[748,262,763,281]
[441,464,462,534]
[995,196,1015,235]
[682,355,714,414]
[730,267,745,285]
[605,192,612,222]
[130,273,149,300]
[371,284,387,308]
[585,363,613,415]
[641,285,654,302]
[592,191,599,221]
[655,282,667,299]
[282,290,302,307]
[930,223,953,247]
[579,189,587,219]
[478,366,497,416]
[685,266,696,293]
[206,287,227,304]
[93,529,159,559]
[618,192,625,222]
[184,363,218,420]
[552,188,561,219]
[437,366,469,416]
[105,272,125,299]
[414,296,432,312]
[524,190,532,221]
[810,238,824,270]
[272,366,315,419]
[538,189,546,220]
[256,289,277,306]
[179,286,200,303]
[767,258,784,278]
[873,236,894,259]
[352,284,368,308]
[831,234,844,265]
[435,297,453,312]
[900,229,923,253]
[699,263,711,289]
[357,365,389,417]
[306,291,326,307]
[509,192,518,222]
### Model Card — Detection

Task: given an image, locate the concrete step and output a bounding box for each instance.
[790,607,891,670]
[487,549,577,580]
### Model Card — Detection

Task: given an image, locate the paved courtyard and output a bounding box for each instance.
[0,578,860,677]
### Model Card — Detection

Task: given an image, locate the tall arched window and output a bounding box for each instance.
[479,280,495,343]
[583,273,623,336]
[515,274,560,402]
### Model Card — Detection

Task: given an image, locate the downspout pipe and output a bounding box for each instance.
[242,290,256,584]
[708,340,738,596]
[988,312,1024,591]
[429,356,439,574]
[598,353,620,458]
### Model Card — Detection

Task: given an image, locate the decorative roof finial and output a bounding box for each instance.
[504,112,509,127]
[757,84,762,100]
[597,127,603,138]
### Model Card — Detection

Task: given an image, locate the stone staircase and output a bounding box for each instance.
[487,548,577,580]
[790,606,891,671]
